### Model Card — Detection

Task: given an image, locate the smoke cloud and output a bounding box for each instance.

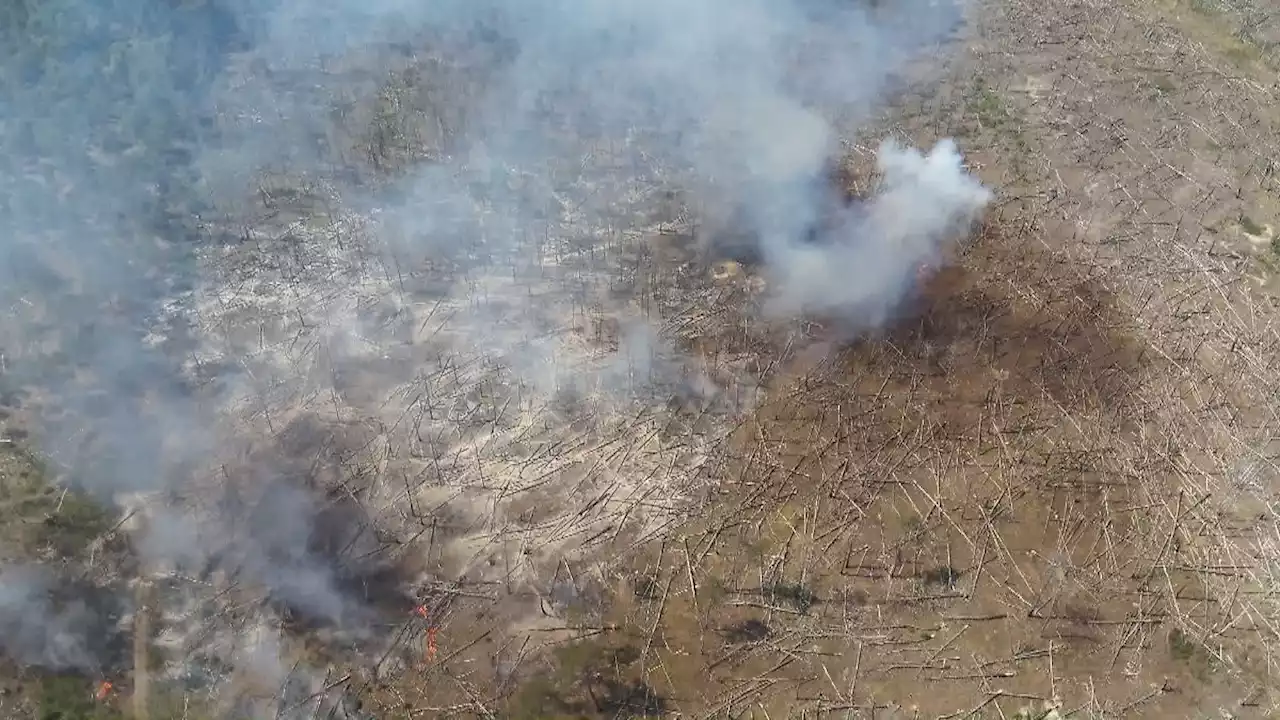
[0,565,123,672]
[765,138,992,326]
[0,0,990,695]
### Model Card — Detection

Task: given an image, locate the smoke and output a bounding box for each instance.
[0,565,123,672]
[0,0,989,692]
[764,138,993,326]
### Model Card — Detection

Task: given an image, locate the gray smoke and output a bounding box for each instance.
[0,0,989,685]
[0,565,123,672]
[765,138,992,325]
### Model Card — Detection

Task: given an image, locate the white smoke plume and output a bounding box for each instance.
[0,0,991,700]
[765,138,993,325]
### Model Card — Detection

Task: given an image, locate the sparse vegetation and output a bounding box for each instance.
[921,564,962,588]
[503,637,665,719]
[1190,0,1220,15]
[1240,214,1266,236]
[1169,627,1218,681]
[0,440,114,559]
[969,79,1011,129]
[35,675,123,720]
[1150,73,1178,95]
[761,580,818,613]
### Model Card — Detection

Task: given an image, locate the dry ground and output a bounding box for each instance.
[6,0,1280,718]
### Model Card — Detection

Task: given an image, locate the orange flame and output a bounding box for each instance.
[425,627,438,663]
[94,681,113,701]
[412,605,438,666]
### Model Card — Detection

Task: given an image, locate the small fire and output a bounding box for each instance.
[425,627,438,663]
[411,604,439,666]
[94,681,113,702]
